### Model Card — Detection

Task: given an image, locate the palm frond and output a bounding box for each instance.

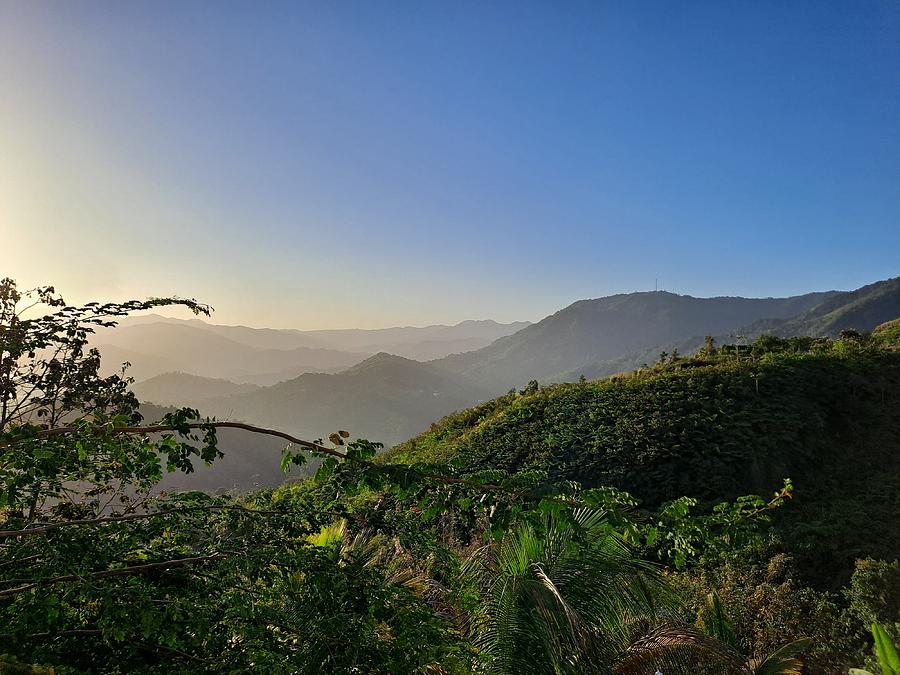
[697,591,738,648]
[307,519,346,548]
[748,637,811,675]
[872,622,900,674]
[463,507,682,673]
[614,622,752,675]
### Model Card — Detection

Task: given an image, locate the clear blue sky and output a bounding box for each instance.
[1,1,898,328]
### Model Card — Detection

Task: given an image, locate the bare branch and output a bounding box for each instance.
[3,421,503,489]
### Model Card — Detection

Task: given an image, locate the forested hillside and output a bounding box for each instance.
[389,325,900,585]
[432,289,839,389]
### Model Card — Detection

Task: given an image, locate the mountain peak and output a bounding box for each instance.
[345,352,420,373]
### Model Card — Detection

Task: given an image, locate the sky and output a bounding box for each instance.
[1,1,898,329]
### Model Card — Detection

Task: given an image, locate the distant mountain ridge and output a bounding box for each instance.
[100,317,529,383]
[431,289,841,390]
[132,373,260,407]
[291,319,532,358]
[95,322,365,384]
[550,278,900,383]
[739,277,900,340]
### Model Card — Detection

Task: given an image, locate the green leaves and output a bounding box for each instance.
[873,622,900,675]
[849,624,900,675]
[280,445,308,473]
[315,456,339,482]
[697,591,739,648]
[463,506,699,673]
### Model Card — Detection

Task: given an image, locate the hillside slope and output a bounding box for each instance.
[202,353,493,447]
[388,330,900,582]
[132,372,260,407]
[433,290,839,390]
[741,276,900,339]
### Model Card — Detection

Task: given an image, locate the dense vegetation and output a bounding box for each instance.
[389,327,900,584]
[1,278,898,673]
[386,324,900,669]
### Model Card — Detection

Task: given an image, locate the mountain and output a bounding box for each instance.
[294,320,532,360]
[552,278,900,383]
[95,322,367,384]
[100,317,529,383]
[200,353,493,447]
[136,355,493,492]
[132,372,260,407]
[116,316,530,356]
[433,289,839,390]
[739,276,900,339]
[386,327,900,585]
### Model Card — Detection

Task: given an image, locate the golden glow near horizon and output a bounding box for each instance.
[0,19,523,330]
[3,3,897,330]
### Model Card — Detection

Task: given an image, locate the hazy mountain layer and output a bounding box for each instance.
[294,320,532,359]
[96,322,367,384]
[199,353,493,447]
[101,317,529,383]
[132,372,260,407]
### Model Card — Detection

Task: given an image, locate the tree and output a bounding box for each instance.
[695,592,809,674]
[0,278,226,521]
[463,507,663,672]
[461,507,783,674]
